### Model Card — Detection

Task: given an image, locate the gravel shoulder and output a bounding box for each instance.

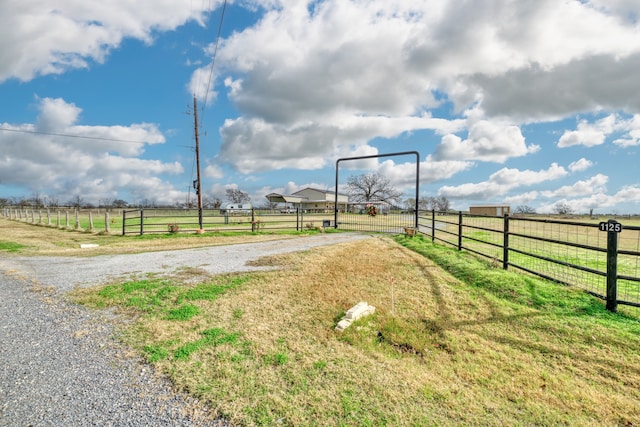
[0,233,372,426]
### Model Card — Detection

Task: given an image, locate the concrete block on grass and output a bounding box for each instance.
[335,301,375,332]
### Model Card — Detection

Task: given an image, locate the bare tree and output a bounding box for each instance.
[139,198,157,208]
[100,198,114,209]
[68,195,84,209]
[45,196,60,208]
[553,202,574,215]
[425,196,450,212]
[203,195,222,209]
[514,205,536,215]
[346,172,402,204]
[404,197,416,211]
[226,189,251,204]
[434,196,450,212]
[405,196,433,212]
[31,192,45,208]
[418,196,430,211]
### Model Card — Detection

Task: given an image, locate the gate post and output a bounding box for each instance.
[431,209,435,242]
[251,209,256,232]
[457,211,463,251]
[503,214,510,270]
[606,219,619,312]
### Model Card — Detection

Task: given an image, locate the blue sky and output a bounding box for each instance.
[2,1,640,214]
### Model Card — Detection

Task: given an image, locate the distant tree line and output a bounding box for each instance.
[0,188,256,210]
[403,196,451,212]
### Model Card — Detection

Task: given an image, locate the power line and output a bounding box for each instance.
[199,0,227,128]
[0,127,153,144]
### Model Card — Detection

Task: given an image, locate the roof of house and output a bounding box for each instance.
[292,187,349,197]
[264,193,306,204]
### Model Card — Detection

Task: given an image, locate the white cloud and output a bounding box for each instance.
[537,184,640,214]
[218,114,464,173]
[557,113,640,148]
[0,97,181,204]
[503,191,539,205]
[376,155,472,190]
[434,120,538,163]
[0,1,218,82]
[201,1,640,174]
[558,114,617,148]
[204,163,224,179]
[215,0,640,122]
[540,174,608,198]
[613,114,640,147]
[568,158,594,172]
[439,163,567,199]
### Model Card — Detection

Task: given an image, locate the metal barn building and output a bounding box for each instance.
[469,205,511,217]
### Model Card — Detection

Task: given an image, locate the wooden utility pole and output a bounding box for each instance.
[193,95,204,232]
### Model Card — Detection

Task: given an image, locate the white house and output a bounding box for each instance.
[265,188,349,213]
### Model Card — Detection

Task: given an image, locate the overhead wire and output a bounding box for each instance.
[0,127,151,144]
[198,0,227,129]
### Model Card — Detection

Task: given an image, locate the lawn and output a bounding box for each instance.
[71,234,640,426]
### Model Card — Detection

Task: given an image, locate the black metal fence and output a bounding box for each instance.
[417,210,640,311]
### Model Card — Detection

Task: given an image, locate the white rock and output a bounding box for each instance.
[345,301,370,320]
[335,319,352,332]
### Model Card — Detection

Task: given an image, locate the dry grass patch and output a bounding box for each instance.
[72,236,640,426]
[0,217,304,256]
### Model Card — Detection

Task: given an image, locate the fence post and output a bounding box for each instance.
[431,209,435,242]
[457,211,463,251]
[75,209,81,230]
[503,214,510,270]
[89,211,94,232]
[140,209,144,236]
[606,219,619,312]
[251,209,256,232]
[105,212,110,233]
[122,211,126,236]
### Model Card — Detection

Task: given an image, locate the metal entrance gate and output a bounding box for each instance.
[336,210,417,234]
[334,151,420,234]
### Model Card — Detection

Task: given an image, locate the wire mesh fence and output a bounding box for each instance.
[418,210,640,309]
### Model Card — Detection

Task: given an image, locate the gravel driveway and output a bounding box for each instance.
[0,233,371,426]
